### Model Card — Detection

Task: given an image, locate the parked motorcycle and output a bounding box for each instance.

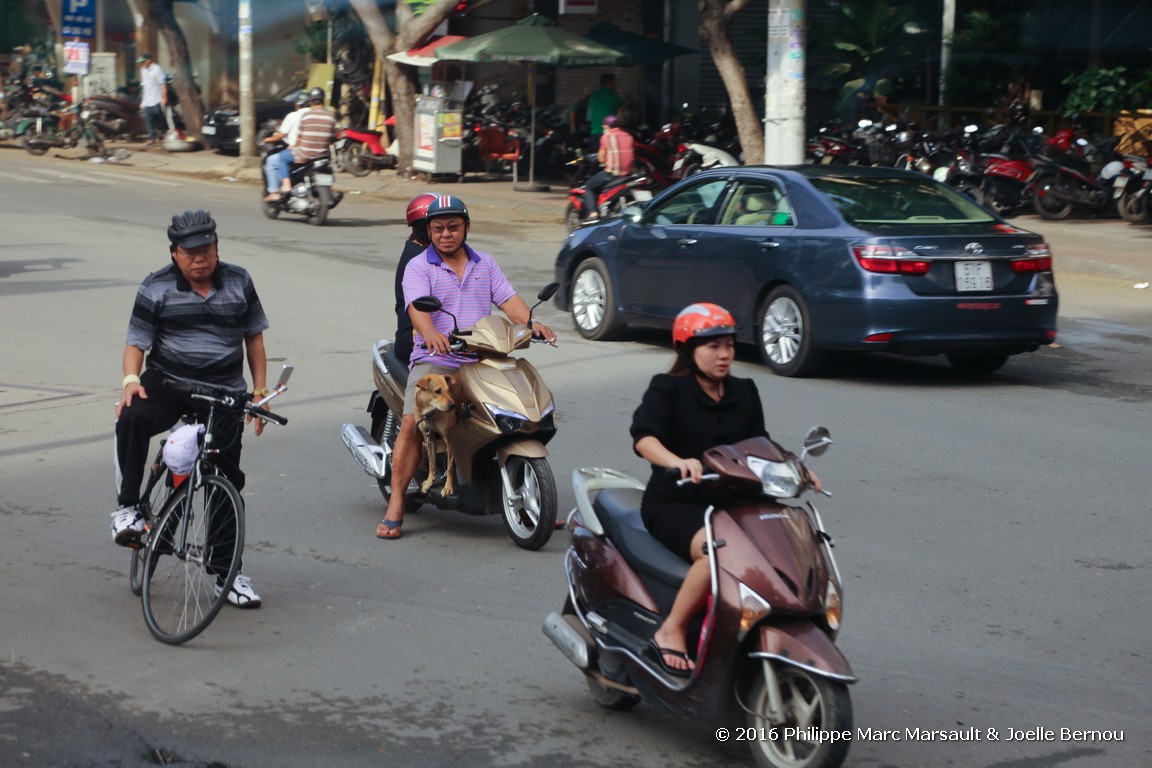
[259,140,342,226]
[565,156,656,232]
[336,118,398,177]
[17,102,106,157]
[1115,157,1151,224]
[82,92,147,141]
[544,426,853,768]
[1031,132,1132,220]
[340,284,561,550]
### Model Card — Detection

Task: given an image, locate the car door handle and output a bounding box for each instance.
[676,238,697,246]
[758,239,781,248]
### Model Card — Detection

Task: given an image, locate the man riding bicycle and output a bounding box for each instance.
[112,209,270,608]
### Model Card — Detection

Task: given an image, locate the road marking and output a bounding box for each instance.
[0,170,51,183]
[14,167,111,185]
[86,169,182,187]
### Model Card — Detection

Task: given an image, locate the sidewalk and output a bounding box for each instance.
[98,141,572,221]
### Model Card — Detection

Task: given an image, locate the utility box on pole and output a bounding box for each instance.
[764,0,806,165]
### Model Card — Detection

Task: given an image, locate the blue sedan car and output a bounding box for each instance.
[553,165,1058,376]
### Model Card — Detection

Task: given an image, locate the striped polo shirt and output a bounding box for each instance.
[402,243,517,369]
[126,261,269,391]
[294,108,337,161]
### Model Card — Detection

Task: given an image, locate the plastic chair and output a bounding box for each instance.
[478,125,521,181]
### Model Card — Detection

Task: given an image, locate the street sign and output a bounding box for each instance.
[61,0,95,39]
[63,41,91,75]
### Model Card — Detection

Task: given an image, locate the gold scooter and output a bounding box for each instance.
[341,284,560,550]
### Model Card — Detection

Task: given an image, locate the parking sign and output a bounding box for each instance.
[62,0,95,39]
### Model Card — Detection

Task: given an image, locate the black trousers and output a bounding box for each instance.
[583,170,619,216]
[115,368,245,508]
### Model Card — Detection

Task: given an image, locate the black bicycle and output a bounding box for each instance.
[133,366,292,645]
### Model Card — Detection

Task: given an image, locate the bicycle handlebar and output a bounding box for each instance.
[160,378,289,426]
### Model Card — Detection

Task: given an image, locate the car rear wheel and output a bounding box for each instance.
[571,258,623,340]
[946,353,1008,375]
[758,286,825,377]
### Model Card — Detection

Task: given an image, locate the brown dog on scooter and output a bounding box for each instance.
[414,372,462,496]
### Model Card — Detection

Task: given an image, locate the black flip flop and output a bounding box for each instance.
[648,639,692,678]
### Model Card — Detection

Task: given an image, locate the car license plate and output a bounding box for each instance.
[200,125,216,135]
[313,173,334,186]
[955,260,992,291]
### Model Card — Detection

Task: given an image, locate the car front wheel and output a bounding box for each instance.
[570,258,623,340]
[758,286,825,377]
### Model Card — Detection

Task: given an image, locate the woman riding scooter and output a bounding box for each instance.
[632,303,819,675]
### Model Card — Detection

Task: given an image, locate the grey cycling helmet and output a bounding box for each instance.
[307,86,325,105]
[167,209,217,250]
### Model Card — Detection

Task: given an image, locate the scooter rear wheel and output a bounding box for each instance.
[746,665,852,768]
[344,142,372,177]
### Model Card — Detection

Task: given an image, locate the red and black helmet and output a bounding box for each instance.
[672,303,737,351]
[405,192,438,226]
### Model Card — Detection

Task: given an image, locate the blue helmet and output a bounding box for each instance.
[424,194,469,222]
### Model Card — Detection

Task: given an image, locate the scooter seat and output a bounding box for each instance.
[594,488,690,587]
[382,345,409,389]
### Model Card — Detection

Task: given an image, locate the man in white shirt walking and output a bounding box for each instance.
[137,53,167,144]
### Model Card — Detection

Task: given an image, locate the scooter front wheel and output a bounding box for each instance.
[746,665,852,768]
[491,456,557,550]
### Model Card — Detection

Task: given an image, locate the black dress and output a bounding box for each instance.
[630,373,769,560]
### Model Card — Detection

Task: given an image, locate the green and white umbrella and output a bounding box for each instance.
[435,15,634,186]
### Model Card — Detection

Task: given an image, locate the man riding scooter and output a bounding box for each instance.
[264,87,336,201]
[375,195,558,541]
[582,115,634,221]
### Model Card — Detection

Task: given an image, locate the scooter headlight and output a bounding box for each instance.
[824,580,843,634]
[485,403,530,434]
[738,582,772,637]
[745,455,803,498]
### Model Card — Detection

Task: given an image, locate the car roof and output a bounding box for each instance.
[692,164,927,183]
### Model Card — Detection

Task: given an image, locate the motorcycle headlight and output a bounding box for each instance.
[745,455,803,498]
[738,582,772,637]
[80,109,91,120]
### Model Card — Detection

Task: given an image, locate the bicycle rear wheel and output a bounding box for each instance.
[142,474,244,645]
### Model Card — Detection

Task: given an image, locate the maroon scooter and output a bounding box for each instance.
[564,156,656,232]
[544,427,854,768]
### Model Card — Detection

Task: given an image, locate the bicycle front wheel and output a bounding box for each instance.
[142,474,244,645]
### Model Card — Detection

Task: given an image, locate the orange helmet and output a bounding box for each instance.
[672,303,737,350]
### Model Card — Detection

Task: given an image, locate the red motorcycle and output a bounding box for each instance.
[334,116,398,177]
[1031,129,1135,220]
[545,427,854,768]
[564,156,656,232]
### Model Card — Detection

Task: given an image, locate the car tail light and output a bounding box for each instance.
[852,244,931,275]
[1010,245,1053,273]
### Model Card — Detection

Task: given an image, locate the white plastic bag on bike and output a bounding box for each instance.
[163,424,204,476]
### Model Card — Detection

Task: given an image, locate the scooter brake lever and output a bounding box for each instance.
[702,539,726,555]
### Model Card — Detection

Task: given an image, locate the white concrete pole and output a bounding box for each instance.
[764,0,806,165]
[239,0,255,158]
[939,0,955,108]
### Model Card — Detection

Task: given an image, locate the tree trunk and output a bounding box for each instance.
[148,0,204,138]
[699,0,764,165]
[349,0,495,177]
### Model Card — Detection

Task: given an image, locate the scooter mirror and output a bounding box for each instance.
[274,364,294,389]
[802,425,833,458]
[537,283,559,302]
[412,296,442,313]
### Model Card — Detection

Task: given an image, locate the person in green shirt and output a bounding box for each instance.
[586,73,622,146]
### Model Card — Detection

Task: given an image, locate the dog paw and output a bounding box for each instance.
[420,478,434,494]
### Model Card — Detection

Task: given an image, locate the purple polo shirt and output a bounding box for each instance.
[403,243,517,369]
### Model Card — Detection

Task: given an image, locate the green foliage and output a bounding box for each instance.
[810,0,917,88]
[943,9,1032,107]
[1060,67,1152,116]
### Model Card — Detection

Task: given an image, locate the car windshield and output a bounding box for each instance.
[809,176,996,226]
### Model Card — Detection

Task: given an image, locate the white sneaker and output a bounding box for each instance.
[217,573,262,609]
[110,506,145,547]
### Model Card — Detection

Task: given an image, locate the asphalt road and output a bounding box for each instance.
[0,148,1149,768]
